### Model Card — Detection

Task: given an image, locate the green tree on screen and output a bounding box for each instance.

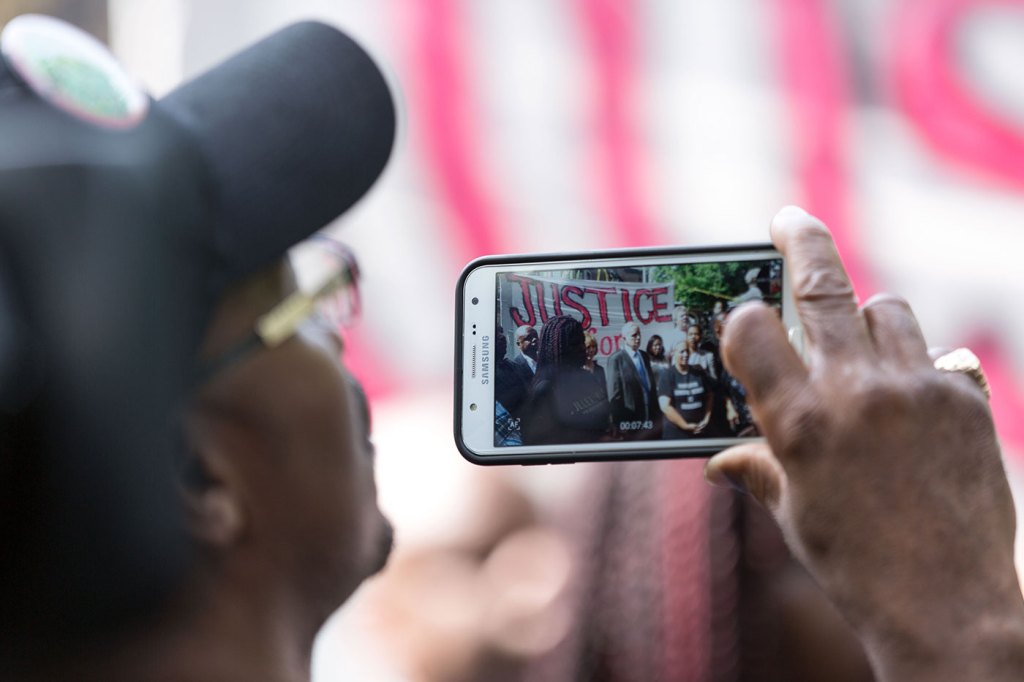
[654,261,752,313]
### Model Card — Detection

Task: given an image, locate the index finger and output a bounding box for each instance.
[771,206,872,362]
[721,301,808,428]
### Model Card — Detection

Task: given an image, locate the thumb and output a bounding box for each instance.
[704,443,785,512]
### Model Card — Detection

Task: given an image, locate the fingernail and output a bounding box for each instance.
[774,205,808,221]
[705,466,748,494]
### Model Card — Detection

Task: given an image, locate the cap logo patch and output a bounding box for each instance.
[1,14,148,129]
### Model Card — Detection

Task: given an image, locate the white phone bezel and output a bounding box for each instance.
[455,245,797,464]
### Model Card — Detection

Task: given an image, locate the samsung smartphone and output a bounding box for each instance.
[454,244,799,465]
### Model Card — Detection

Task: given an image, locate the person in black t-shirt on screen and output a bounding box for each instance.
[657,341,714,439]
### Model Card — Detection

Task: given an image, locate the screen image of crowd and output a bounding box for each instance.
[493,259,782,446]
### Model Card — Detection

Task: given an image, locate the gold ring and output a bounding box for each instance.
[934,348,990,400]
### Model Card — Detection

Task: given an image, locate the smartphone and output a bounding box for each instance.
[454,244,799,465]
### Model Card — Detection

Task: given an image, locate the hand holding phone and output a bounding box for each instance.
[454,244,798,464]
[706,207,1024,681]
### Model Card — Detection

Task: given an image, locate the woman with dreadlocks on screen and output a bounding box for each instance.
[520,315,612,445]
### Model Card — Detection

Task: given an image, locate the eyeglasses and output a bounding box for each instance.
[196,235,361,383]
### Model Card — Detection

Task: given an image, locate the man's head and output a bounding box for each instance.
[186,257,393,628]
[0,17,398,676]
[672,306,690,330]
[515,326,538,360]
[0,18,397,659]
[621,322,641,352]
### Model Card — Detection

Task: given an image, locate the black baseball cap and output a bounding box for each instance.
[157,19,397,286]
[0,15,395,646]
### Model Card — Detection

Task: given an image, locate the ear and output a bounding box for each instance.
[180,421,248,548]
[186,477,245,548]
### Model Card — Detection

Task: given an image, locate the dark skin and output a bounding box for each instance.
[706,206,1024,681]
[19,261,393,682]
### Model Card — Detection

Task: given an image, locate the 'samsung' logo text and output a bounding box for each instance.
[480,336,490,384]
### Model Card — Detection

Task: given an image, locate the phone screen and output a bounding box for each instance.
[457,247,791,463]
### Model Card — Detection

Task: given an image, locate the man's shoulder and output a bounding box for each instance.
[605,351,628,375]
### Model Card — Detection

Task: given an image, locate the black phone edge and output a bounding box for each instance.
[453,242,776,466]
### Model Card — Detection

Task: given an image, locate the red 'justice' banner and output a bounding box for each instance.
[505,275,674,330]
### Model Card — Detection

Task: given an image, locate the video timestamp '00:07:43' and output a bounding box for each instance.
[619,420,654,432]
